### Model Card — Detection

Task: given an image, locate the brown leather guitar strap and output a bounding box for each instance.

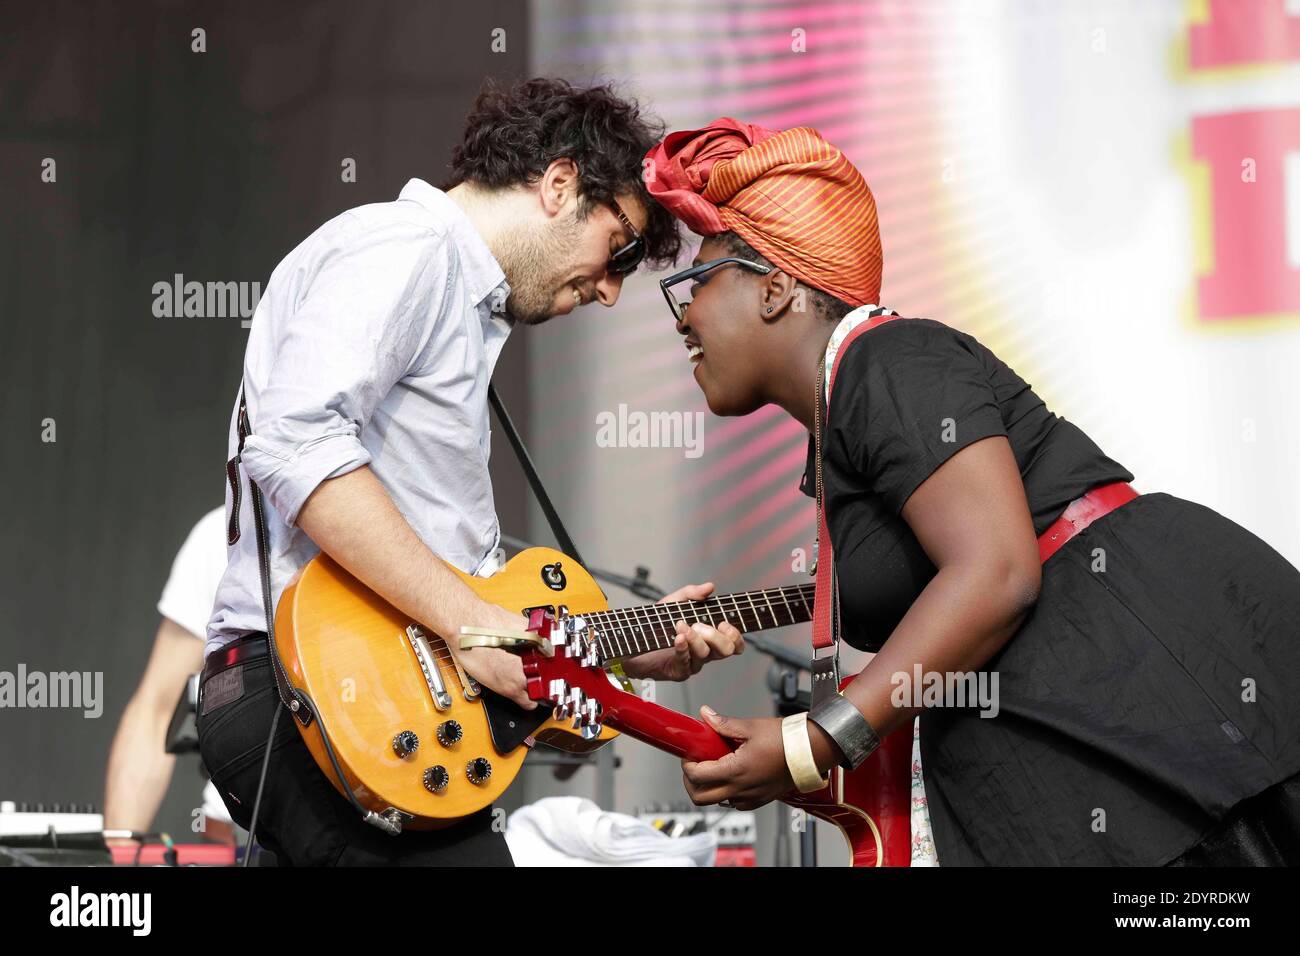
[226,385,315,728]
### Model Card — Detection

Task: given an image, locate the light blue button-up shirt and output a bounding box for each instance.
[207,179,514,656]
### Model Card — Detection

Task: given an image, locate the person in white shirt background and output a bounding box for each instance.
[103,507,235,846]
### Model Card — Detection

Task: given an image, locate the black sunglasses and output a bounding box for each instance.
[606,198,646,276]
[659,256,774,323]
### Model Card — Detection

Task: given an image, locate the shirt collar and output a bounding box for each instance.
[398,178,511,311]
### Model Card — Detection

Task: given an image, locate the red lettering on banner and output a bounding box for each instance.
[1189,0,1300,69]
[1191,109,1300,320]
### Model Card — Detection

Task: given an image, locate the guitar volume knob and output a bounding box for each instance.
[392,730,420,758]
[466,757,493,785]
[436,720,463,746]
[423,766,450,793]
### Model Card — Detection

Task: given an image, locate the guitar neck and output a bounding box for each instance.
[585,583,815,665]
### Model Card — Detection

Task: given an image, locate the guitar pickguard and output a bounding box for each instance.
[478,686,553,754]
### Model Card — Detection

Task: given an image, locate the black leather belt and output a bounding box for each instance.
[201,633,270,686]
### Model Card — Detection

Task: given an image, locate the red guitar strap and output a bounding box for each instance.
[812,309,906,653]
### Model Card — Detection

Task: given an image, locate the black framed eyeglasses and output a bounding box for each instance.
[659,256,774,324]
[606,198,646,276]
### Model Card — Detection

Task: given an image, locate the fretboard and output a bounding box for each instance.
[585,584,816,664]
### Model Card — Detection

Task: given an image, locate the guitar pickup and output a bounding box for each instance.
[406,625,453,712]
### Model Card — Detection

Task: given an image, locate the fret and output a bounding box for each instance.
[615,607,638,655]
[595,612,616,658]
[676,599,702,630]
[644,603,671,643]
[629,608,649,653]
[774,588,790,625]
[633,604,666,651]
[724,592,747,632]
[702,600,722,627]
[785,587,806,624]
[621,607,642,655]
[658,605,679,647]
[607,612,631,659]
[592,613,615,658]
[683,601,702,631]
[759,589,779,627]
[669,602,694,642]
[655,602,681,641]
[637,600,670,655]
[625,604,647,651]
[775,587,797,626]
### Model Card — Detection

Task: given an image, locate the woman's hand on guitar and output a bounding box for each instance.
[620,582,745,682]
[455,603,537,710]
[680,708,793,811]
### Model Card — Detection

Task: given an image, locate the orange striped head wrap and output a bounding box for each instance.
[644,118,883,307]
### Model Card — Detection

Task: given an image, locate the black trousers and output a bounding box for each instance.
[196,655,514,866]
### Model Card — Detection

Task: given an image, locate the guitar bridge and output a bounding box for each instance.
[406,625,453,712]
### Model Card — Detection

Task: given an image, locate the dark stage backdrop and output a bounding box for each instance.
[0,1,530,836]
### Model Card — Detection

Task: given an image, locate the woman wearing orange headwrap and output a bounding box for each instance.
[648,119,1300,866]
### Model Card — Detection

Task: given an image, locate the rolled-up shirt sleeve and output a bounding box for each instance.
[240,216,450,525]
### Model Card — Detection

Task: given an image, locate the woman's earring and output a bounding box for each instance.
[766,306,773,313]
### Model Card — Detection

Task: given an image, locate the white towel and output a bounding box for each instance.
[202,779,233,826]
[505,797,716,867]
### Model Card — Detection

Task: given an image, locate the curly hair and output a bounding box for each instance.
[714,231,857,322]
[443,77,682,268]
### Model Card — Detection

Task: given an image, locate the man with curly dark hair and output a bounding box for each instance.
[197,78,741,867]
[442,77,682,322]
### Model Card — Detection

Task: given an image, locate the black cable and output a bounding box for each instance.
[299,687,375,821]
[489,384,584,566]
[241,705,280,868]
[240,681,381,868]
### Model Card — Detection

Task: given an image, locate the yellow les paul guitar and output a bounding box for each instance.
[275,546,817,833]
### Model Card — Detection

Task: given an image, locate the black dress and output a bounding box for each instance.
[800,316,1300,866]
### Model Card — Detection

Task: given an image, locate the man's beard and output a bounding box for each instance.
[497,207,588,326]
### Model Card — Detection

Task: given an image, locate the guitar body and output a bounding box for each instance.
[275,547,617,830]
[783,679,915,867]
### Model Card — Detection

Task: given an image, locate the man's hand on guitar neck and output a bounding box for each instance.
[619,582,745,682]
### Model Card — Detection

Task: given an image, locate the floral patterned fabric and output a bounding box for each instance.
[910,718,939,866]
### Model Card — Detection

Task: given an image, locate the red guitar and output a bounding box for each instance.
[461,593,914,867]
